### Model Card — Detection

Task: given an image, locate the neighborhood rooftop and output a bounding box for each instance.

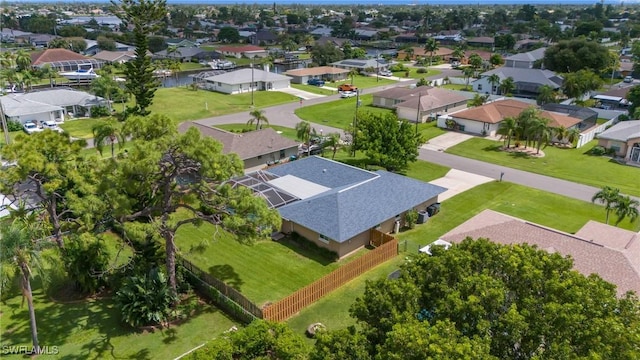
[596,120,640,142]
[203,68,290,84]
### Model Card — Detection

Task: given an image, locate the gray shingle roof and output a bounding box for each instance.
[2,96,62,117]
[268,157,446,242]
[596,120,640,142]
[479,67,563,88]
[13,89,106,107]
[204,68,291,84]
[505,47,547,62]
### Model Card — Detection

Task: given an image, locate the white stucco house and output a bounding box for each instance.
[202,69,291,95]
[2,89,108,124]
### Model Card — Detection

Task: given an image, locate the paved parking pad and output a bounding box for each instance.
[429,169,494,202]
[422,132,474,152]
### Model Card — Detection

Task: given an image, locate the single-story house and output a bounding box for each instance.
[372,86,470,123]
[153,47,220,62]
[178,123,299,172]
[330,58,390,72]
[249,30,278,46]
[540,103,598,131]
[31,48,103,71]
[504,47,547,69]
[284,66,349,84]
[29,34,58,48]
[84,39,135,56]
[234,156,446,258]
[591,94,631,111]
[472,67,563,98]
[439,99,582,136]
[440,209,640,297]
[93,50,137,64]
[217,45,268,59]
[314,36,355,48]
[596,120,640,164]
[396,46,454,61]
[0,28,32,43]
[166,38,198,48]
[2,88,108,123]
[465,36,495,49]
[201,68,291,94]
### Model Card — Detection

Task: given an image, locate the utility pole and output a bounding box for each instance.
[0,98,9,145]
[250,56,255,107]
[415,92,422,135]
[376,50,379,82]
[352,89,361,157]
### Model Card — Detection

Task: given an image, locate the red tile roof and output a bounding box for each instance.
[31,48,92,66]
[452,99,581,128]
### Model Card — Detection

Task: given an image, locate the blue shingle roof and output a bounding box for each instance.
[266,156,377,189]
[272,158,447,242]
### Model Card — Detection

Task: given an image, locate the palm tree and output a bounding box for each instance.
[462,67,475,90]
[487,74,501,95]
[348,68,359,85]
[166,45,179,60]
[529,117,552,154]
[324,132,341,159]
[500,77,515,96]
[0,222,47,354]
[591,186,621,224]
[554,126,568,144]
[424,38,439,66]
[452,46,464,63]
[566,127,581,146]
[247,109,269,130]
[302,34,315,52]
[0,51,15,69]
[404,47,414,61]
[39,64,58,88]
[295,121,313,157]
[537,85,557,105]
[169,60,181,84]
[497,116,517,148]
[92,120,125,158]
[613,195,639,226]
[15,49,32,71]
[517,107,539,148]
[21,71,34,92]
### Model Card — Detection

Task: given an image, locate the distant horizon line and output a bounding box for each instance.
[5,0,640,5]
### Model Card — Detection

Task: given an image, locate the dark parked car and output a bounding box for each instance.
[307,78,325,86]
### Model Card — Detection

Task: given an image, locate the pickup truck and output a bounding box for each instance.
[338,84,358,92]
[307,78,325,87]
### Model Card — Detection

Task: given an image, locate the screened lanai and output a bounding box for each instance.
[227,171,299,209]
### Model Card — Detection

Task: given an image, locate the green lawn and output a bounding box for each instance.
[447,138,640,197]
[214,124,299,140]
[441,83,470,91]
[287,256,404,339]
[397,181,640,253]
[291,83,335,96]
[175,222,364,306]
[323,75,396,90]
[393,67,441,80]
[179,62,208,71]
[404,159,450,182]
[60,118,116,139]
[295,94,393,130]
[418,121,447,141]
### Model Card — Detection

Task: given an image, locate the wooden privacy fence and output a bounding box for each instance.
[179,257,263,320]
[262,238,398,322]
[370,229,396,247]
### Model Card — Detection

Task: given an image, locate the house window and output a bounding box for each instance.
[477,84,483,91]
[319,234,331,244]
[279,150,285,158]
[258,155,262,159]
[610,145,620,153]
[217,82,221,86]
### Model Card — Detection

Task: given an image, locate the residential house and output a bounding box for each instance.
[465,36,495,50]
[154,47,219,62]
[310,26,333,38]
[202,68,291,94]
[314,36,355,48]
[504,47,547,69]
[93,50,137,64]
[354,29,378,41]
[439,99,582,136]
[2,88,108,123]
[178,123,299,172]
[596,120,640,165]
[372,86,470,123]
[84,39,135,56]
[472,67,563,98]
[249,30,278,46]
[233,156,446,258]
[166,38,198,48]
[330,58,390,73]
[440,209,640,296]
[29,34,58,48]
[396,46,454,61]
[217,45,268,59]
[284,66,349,84]
[434,30,464,46]
[31,48,103,71]
[0,28,32,43]
[541,103,598,131]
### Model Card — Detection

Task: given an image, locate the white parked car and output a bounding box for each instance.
[42,120,64,133]
[23,122,43,134]
[340,91,357,98]
[379,70,393,77]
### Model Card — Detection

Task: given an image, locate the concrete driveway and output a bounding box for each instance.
[429,169,494,202]
[422,132,474,152]
[278,87,326,100]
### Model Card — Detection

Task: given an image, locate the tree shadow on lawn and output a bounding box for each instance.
[482,144,533,159]
[276,238,336,267]
[207,264,244,291]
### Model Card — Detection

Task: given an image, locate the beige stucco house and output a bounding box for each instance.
[596,120,640,165]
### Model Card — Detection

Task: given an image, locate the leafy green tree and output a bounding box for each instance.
[0,132,96,248]
[355,112,423,172]
[187,320,309,359]
[489,53,504,68]
[112,0,167,116]
[468,53,483,76]
[63,233,110,294]
[97,35,117,51]
[613,195,639,226]
[462,67,475,90]
[311,326,372,360]
[0,221,48,354]
[562,69,603,102]
[468,93,489,107]
[626,85,640,116]
[115,268,175,327]
[350,238,640,359]
[566,127,581,145]
[536,84,557,105]
[311,43,344,66]
[529,117,552,154]
[592,186,622,224]
[543,39,610,73]
[92,120,126,158]
[247,109,269,130]
[218,27,240,43]
[15,49,31,71]
[104,115,281,299]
